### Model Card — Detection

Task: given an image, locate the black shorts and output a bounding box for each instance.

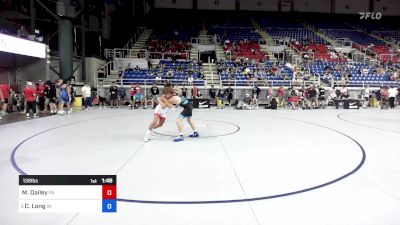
[48,96,56,103]
[110,95,118,100]
[180,103,193,118]
[99,97,106,102]
[2,98,8,104]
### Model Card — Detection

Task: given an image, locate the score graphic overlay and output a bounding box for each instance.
[19,175,117,213]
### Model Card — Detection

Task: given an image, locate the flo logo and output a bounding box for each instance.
[359,12,382,20]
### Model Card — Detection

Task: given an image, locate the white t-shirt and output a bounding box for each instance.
[389,88,398,98]
[81,86,91,98]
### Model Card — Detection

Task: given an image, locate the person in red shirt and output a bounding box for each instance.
[37,80,46,112]
[23,82,38,118]
[0,82,12,116]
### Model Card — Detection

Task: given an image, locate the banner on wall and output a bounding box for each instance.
[0,34,46,58]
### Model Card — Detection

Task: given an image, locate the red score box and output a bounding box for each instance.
[102,185,117,199]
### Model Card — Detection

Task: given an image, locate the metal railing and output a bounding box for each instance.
[112,48,137,59]
[99,61,115,84]
[103,27,146,59]
[137,51,191,60]
[378,53,400,63]
[123,27,146,49]
[96,78,205,88]
[96,77,400,89]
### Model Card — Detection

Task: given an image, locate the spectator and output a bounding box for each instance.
[134,65,141,71]
[45,80,57,115]
[0,82,12,117]
[118,67,124,78]
[187,75,193,86]
[126,63,133,71]
[97,84,107,109]
[375,88,382,108]
[199,71,205,80]
[192,85,198,98]
[131,83,144,109]
[288,88,299,110]
[167,69,174,79]
[81,83,92,110]
[129,84,136,107]
[66,82,74,114]
[150,84,159,104]
[109,82,118,108]
[118,85,126,107]
[277,85,285,107]
[23,82,38,118]
[308,86,318,109]
[270,98,278,109]
[155,74,162,85]
[235,93,252,110]
[181,86,188,98]
[226,86,234,105]
[362,86,372,108]
[388,86,397,109]
[340,86,349,99]
[318,85,326,108]
[329,87,338,108]
[217,88,226,109]
[209,85,217,105]
[252,85,261,99]
[17,26,29,38]
[56,81,69,115]
[36,80,45,112]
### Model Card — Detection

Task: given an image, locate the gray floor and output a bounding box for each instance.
[1,107,400,225]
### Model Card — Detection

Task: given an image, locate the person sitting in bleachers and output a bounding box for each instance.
[126,63,133,71]
[17,26,29,38]
[134,65,141,71]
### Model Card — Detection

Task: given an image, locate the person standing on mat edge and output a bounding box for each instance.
[109,82,118,108]
[24,82,39,119]
[81,83,92,110]
[160,85,199,142]
[209,85,217,106]
[150,84,159,109]
[0,82,12,118]
[37,80,46,113]
[97,84,107,109]
[226,86,234,106]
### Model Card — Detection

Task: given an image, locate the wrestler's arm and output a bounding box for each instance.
[157,96,174,108]
[166,96,181,105]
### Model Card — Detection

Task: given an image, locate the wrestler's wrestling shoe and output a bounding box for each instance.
[189,132,199,138]
[173,135,184,142]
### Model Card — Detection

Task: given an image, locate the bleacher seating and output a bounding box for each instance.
[310,61,394,86]
[208,27,263,42]
[266,28,327,44]
[323,29,385,45]
[292,43,348,62]
[139,24,200,59]
[219,60,294,86]
[223,42,267,62]
[121,60,204,86]
[206,19,266,62]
